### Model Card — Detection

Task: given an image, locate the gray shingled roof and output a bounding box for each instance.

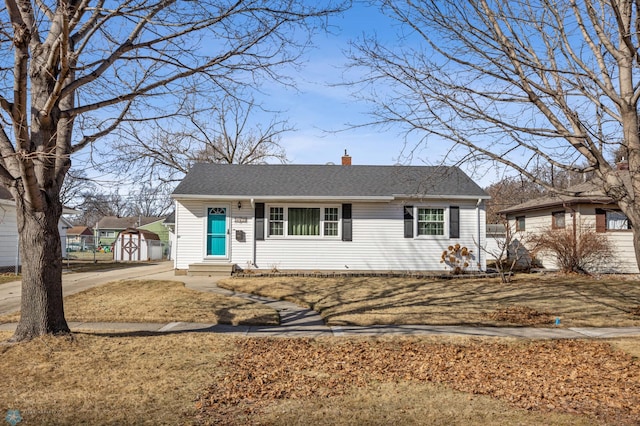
[172,164,488,199]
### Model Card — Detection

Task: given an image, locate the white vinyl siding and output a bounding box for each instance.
[0,202,68,268]
[175,199,486,272]
[0,203,18,267]
[255,201,485,271]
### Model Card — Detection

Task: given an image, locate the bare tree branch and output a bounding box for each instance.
[350,0,640,265]
[0,0,349,341]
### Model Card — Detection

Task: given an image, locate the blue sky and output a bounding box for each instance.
[77,2,502,190]
[257,3,402,166]
[249,2,502,187]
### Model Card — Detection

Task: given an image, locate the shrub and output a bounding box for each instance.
[530,228,613,274]
[440,243,474,274]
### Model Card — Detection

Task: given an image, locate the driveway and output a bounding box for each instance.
[0,261,173,316]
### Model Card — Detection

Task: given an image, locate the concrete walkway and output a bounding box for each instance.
[2,262,640,339]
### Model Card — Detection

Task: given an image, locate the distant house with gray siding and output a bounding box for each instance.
[171,158,489,275]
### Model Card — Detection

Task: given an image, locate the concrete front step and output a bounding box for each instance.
[187,263,235,276]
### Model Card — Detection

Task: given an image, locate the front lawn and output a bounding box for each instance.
[1,332,638,425]
[0,279,278,326]
[218,274,640,327]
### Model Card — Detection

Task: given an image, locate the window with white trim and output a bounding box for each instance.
[324,207,339,236]
[417,208,445,236]
[267,205,340,238]
[269,207,284,236]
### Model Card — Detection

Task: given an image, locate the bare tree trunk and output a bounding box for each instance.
[10,195,69,341]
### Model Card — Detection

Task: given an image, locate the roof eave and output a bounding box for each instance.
[172,194,489,202]
[171,194,395,202]
[499,197,614,215]
[393,194,490,201]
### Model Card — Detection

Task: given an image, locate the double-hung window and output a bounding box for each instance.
[324,207,339,236]
[267,205,340,237]
[417,208,445,236]
[269,207,284,236]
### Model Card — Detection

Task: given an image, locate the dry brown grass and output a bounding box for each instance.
[62,260,149,272]
[218,274,640,327]
[0,273,19,285]
[4,331,635,425]
[0,280,278,326]
[0,331,234,424]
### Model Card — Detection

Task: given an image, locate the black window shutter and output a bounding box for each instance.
[342,204,352,241]
[450,206,460,238]
[255,203,265,240]
[404,205,413,238]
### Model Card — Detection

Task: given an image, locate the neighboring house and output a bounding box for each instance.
[484,223,507,262]
[66,226,95,251]
[0,186,73,269]
[163,212,176,261]
[499,179,638,273]
[171,160,490,275]
[96,216,165,247]
[113,228,163,261]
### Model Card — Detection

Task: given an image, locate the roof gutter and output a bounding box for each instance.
[392,194,491,201]
[171,194,395,202]
[172,194,490,202]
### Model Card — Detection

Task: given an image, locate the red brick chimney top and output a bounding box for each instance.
[617,158,629,170]
[341,149,351,166]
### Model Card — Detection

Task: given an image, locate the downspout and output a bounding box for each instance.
[173,199,179,270]
[251,198,256,268]
[477,198,483,272]
[15,233,19,275]
[571,204,577,262]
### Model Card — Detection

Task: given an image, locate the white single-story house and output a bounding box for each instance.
[171,159,490,275]
[0,187,73,270]
[499,179,639,273]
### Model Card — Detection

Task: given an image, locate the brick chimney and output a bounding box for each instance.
[617,157,629,170]
[341,149,351,166]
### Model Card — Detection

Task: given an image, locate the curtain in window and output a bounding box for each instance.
[288,208,320,235]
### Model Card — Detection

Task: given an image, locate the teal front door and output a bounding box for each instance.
[207,207,227,256]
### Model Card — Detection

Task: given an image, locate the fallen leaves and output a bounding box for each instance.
[196,338,640,425]
[484,305,554,326]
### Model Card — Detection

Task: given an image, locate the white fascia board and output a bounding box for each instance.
[0,199,15,207]
[171,194,394,202]
[393,194,491,201]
